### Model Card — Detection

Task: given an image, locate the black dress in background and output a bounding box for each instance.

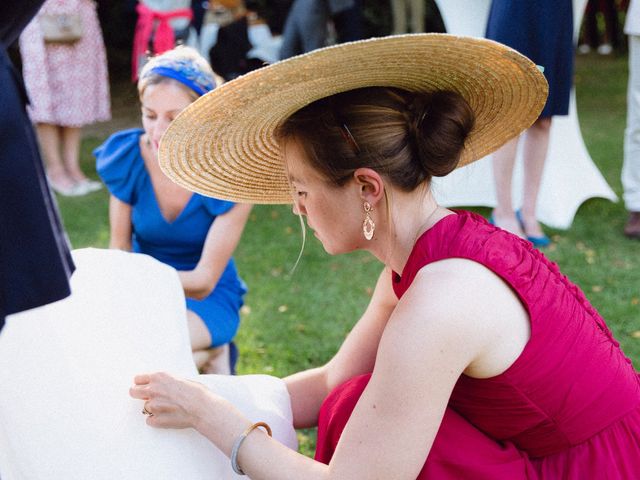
[0,0,75,330]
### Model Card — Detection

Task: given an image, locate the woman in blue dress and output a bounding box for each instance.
[486,0,574,246]
[95,47,251,373]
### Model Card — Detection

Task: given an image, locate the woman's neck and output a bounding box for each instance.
[369,189,450,274]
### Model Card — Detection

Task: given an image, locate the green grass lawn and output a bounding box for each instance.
[59,52,639,455]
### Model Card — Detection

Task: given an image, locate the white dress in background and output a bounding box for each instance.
[0,248,297,480]
[431,0,617,230]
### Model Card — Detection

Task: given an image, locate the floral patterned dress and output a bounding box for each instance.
[19,0,111,127]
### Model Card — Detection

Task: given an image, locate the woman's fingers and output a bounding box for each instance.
[130,372,164,399]
[133,373,152,385]
[141,399,194,429]
[130,372,204,429]
[129,383,150,399]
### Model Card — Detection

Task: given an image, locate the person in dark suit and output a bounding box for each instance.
[0,0,75,330]
[278,0,362,60]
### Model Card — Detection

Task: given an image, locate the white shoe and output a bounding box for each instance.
[75,179,103,194]
[578,44,591,54]
[597,43,613,55]
[48,177,79,197]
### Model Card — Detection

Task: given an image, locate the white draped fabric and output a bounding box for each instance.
[0,248,297,480]
[432,0,617,229]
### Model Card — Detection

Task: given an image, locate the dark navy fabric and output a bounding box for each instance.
[0,0,75,329]
[486,0,574,117]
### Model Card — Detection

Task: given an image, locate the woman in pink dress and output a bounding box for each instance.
[129,35,640,478]
[20,0,111,196]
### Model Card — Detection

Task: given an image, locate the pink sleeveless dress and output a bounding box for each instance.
[315,211,640,479]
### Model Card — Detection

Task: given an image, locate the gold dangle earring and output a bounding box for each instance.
[362,201,375,240]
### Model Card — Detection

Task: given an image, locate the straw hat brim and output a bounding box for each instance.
[159,34,548,204]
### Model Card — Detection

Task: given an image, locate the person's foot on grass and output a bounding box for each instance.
[624,211,640,240]
[68,169,103,195]
[597,43,613,55]
[516,210,551,248]
[516,210,546,239]
[578,44,591,54]
[47,168,77,196]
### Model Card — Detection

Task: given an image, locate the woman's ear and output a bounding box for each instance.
[353,168,385,206]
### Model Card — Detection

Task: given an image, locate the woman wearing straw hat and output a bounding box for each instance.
[95,47,251,374]
[130,35,640,478]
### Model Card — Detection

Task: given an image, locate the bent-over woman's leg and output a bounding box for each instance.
[186,290,242,374]
[316,373,535,479]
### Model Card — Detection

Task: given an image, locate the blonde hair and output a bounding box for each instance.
[138,46,216,101]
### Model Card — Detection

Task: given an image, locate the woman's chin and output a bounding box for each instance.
[319,240,351,256]
[314,232,356,256]
[315,235,335,255]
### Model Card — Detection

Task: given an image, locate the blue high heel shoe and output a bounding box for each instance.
[515,210,550,247]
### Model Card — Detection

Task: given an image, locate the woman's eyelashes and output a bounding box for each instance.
[290,182,307,198]
[141,109,155,120]
[142,113,176,122]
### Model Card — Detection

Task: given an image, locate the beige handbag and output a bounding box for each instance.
[40,14,83,43]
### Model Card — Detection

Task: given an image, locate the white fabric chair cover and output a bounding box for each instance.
[0,248,297,480]
[432,0,617,229]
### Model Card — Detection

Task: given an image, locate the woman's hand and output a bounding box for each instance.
[130,372,255,458]
[179,203,252,300]
[129,372,212,430]
[177,268,213,301]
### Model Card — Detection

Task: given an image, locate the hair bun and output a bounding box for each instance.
[410,91,475,178]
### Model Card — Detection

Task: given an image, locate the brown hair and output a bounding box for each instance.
[275,87,475,191]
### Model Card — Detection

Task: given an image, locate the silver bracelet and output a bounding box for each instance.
[230,421,272,475]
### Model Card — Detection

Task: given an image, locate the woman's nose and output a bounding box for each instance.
[154,118,171,140]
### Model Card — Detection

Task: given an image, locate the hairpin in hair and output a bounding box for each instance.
[331,107,360,155]
[339,123,361,155]
[417,109,429,130]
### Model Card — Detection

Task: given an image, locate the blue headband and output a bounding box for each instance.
[147,65,215,96]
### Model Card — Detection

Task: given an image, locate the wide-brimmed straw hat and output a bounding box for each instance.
[159,33,548,204]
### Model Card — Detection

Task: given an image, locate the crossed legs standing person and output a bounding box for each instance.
[486,0,573,247]
[19,0,111,197]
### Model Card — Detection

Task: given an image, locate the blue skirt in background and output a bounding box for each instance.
[486,0,574,117]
